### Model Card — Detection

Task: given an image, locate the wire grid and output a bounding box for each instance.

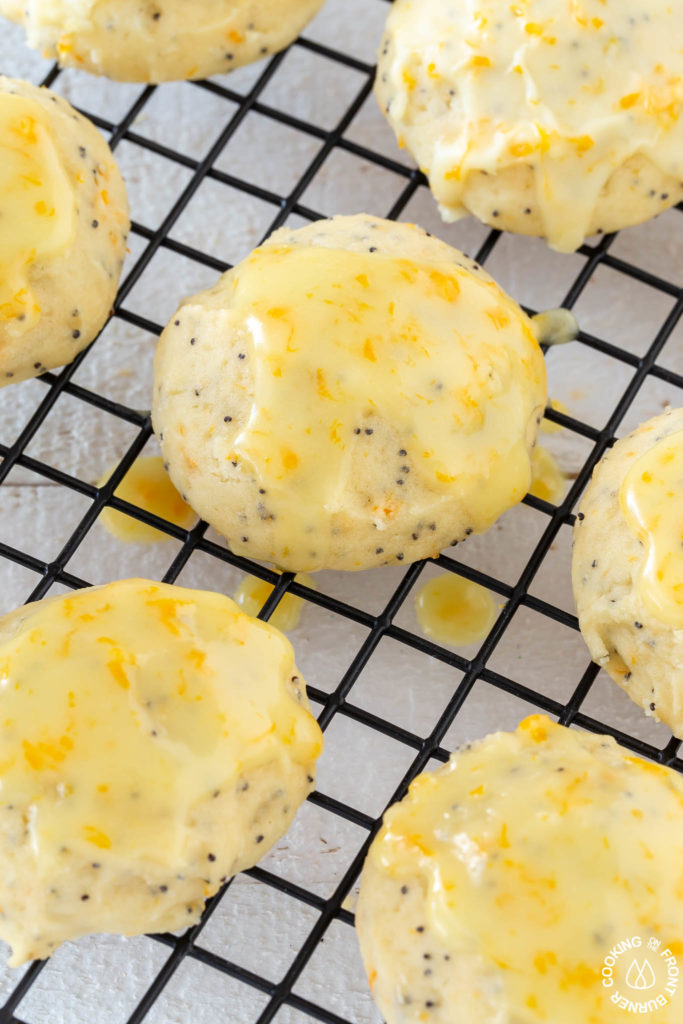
[1,1,683,1020]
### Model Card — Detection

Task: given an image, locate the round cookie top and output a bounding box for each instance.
[361,715,683,1023]
[153,214,546,572]
[0,76,129,386]
[572,407,683,738]
[0,578,323,963]
[0,0,325,82]
[376,0,683,252]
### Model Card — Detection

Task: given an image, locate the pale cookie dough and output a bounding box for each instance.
[376,0,683,252]
[0,578,323,965]
[0,0,325,82]
[0,76,128,386]
[152,214,547,572]
[356,715,683,1024]
[572,407,683,739]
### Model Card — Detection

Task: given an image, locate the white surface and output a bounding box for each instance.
[0,1,682,1021]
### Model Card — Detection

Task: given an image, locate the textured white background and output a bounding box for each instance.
[0,1,682,1021]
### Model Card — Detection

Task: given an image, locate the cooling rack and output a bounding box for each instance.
[1,1,683,1021]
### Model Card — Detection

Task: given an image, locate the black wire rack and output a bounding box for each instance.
[1,1,683,1020]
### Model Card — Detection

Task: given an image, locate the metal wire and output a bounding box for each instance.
[1,1,683,1020]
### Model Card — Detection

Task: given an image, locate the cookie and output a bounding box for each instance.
[0,0,325,82]
[356,715,683,1024]
[0,578,323,965]
[0,76,128,386]
[152,214,547,572]
[376,0,683,252]
[572,407,683,738]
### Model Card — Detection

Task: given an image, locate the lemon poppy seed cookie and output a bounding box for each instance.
[0,76,128,386]
[0,578,322,965]
[152,214,547,572]
[573,408,683,739]
[0,0,325,83]
[356,716,683,1024]
[376,0,683,252]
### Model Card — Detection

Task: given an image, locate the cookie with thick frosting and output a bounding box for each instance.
[152,214,547,572]
[376,0,683,252]
[0,578,322,965]
[0,76,128,386]
[357,715,683,1023]
[573,407,683,739]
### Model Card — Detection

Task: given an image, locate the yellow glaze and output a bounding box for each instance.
[370,715,683,1022]
[97,456,196,543]
[621,429,683,627]
[227,242,545,567]
[532,308,578,347]
[529,445,566,504]
[415,572,496,646]
[234,572,315,633]
[0,92,75,328]
[0,579,323,863]
[379,0,683,251]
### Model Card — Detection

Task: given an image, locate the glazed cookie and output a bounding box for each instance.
[0,0,325,82]
[152,214,547,572]
[0,76,128,386]
[0,578,322,965]
[376,0,683,252]
[572,408,683,738]
[356,716,683,1024]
